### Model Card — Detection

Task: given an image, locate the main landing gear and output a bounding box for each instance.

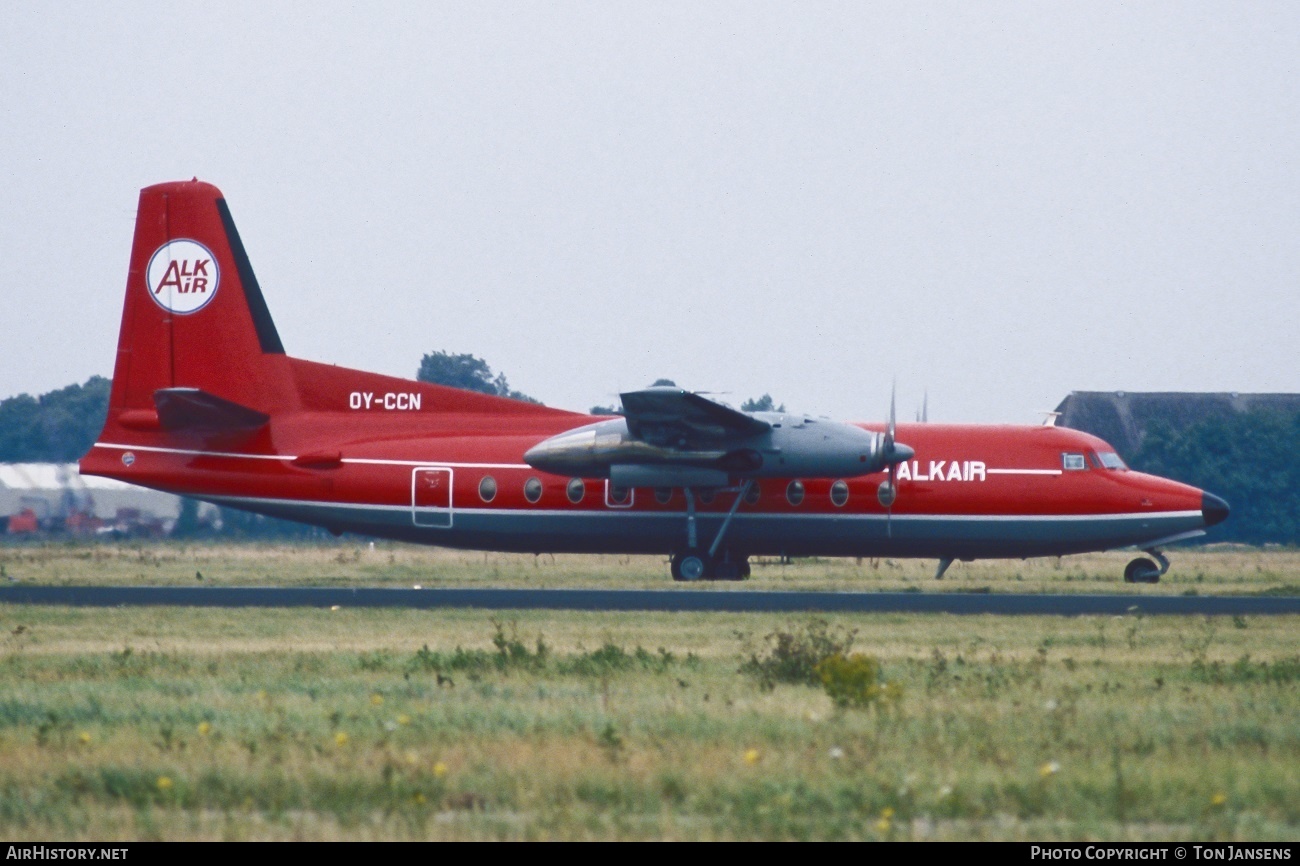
[670,481,753,582]
[1124,548,1170,584]
[670,549,750,581]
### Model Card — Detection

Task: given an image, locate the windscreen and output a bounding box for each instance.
[1096,451,1127,470]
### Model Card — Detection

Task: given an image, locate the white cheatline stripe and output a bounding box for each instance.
[94,443,1082,477]
[94,442,528,470]
[344,458,530,469]
[96,442,286,461]
[205,492,1201,524]
[986,469,1063,476]
[208,494,414,513]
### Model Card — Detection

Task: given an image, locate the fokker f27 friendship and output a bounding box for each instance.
[80,180,1229,582]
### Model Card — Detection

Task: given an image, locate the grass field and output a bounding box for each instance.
[3,540,1300,595]
[1,542,1298,840]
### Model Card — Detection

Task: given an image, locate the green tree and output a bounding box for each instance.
[416,352,539,403]
[740,394,785,413]
[1132,409,1300,545]
[0,377,111,462]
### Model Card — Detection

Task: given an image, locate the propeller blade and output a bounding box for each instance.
[886,462,896,538]
[885,381,896,453]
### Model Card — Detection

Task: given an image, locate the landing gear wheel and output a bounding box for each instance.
[671,550,711,582]
[712,553,754,579]
[1124,557,1161,584]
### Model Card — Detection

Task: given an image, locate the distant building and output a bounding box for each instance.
[1055,392,1300,458]
[0,463,187,535]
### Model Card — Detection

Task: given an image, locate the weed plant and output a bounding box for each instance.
[739,619,856,688]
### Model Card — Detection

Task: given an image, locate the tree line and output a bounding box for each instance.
[1130,409,1300,546]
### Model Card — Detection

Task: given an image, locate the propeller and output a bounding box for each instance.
[877,382,915,536]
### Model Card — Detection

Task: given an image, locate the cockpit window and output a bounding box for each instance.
[1062,453,1087,471]
[1096,451,1127,470]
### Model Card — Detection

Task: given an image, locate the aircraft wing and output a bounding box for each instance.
[619,387,769,445]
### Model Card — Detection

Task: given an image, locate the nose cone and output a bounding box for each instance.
[889,442,915,464]
[1202,491,1230,527]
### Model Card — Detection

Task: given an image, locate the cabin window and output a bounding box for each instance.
[744,483,761,505]
[698,488,716,505]
[786,479,805,506]
[524,477,543,503]
[1062,453,1087,471]
[655,487,673,505]
[830,479,849,507]
[566,478,585,503]
[609,485,631,506]
[478,476,497,503]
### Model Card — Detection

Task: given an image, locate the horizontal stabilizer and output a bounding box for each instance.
[154,388,270,432]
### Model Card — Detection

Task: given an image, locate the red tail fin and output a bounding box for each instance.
[85,179,577,477]
[105,179,297,424]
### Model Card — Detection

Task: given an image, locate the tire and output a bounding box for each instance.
[671,550,710,582]
[1124,557,1160,584]
[712,560,742,581]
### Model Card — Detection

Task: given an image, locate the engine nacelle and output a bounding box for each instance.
[524,415,907,481]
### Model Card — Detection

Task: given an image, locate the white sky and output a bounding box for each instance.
[3,2,1297,423]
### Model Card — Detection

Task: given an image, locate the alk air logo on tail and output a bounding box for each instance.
[146,240,220,314]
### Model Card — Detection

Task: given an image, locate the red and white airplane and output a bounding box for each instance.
[79,180,1229,583]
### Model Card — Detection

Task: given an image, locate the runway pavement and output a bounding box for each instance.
[2,585,1299,615]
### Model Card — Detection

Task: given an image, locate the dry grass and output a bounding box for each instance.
[1,542,1296,840]
[2,540,1298,595]
[1,585,1299,840]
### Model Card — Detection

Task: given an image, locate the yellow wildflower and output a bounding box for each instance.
[743,748,760,765]
[433,761,448,778]
[197,721,211,737]
[370,693,384,706]
[156,776,173,791]
[335,731,349,747]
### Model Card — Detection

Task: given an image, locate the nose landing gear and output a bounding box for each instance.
[1124,548,1170,584]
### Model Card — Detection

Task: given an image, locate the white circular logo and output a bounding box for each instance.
[146,240,220,314]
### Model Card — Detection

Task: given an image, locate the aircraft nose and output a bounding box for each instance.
[1201,492,1230,527]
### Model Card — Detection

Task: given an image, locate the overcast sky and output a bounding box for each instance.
[3,2,1297,423]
